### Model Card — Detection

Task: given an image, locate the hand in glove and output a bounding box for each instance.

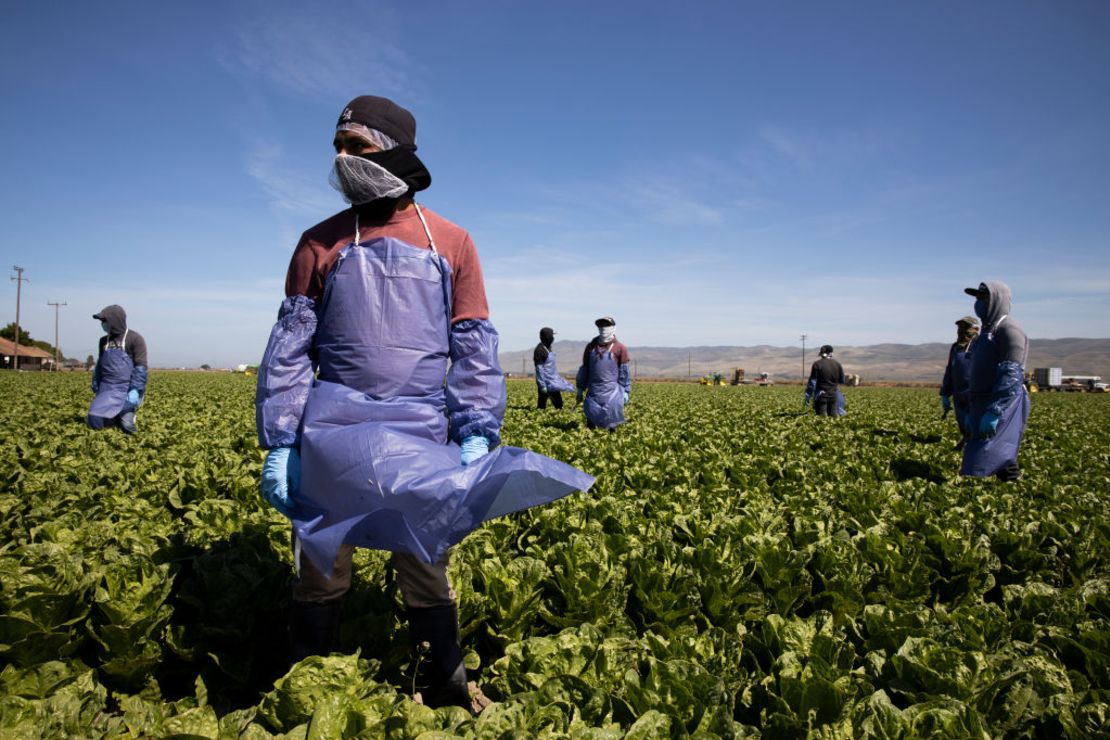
[539,385,548,395]
[803,393,812,407]
[623,391,630,404]
[978,410,1001,438]
[460,435,490,466]
[261,447,300,516]
[941,395,952,412]
[127,389,140,408]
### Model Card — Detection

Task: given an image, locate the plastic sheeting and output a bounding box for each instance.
[293,379,595,569]
[581,345,627,429]
[87,347,132,425]
[260,233,595,572]
[962,338,1030,476]
[536,352,574,393]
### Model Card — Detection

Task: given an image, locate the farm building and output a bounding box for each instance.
[0,337,57,370]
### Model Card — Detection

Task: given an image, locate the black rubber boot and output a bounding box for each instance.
[289,599,341,665]
[408,604,470,709]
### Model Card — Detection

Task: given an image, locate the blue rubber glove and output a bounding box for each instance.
[623,391,630,404]
[978,410,1001,438]
[803,393,812,407]
[127,389,140,408]
[460,435,489,466]
[941,395,952,412]
[539,385,548,395]
[261,447,300,516]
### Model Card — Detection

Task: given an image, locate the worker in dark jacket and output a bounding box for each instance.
[534,327,574,409]
[940,315,980,448]
[961,281,1029,481]
[804,345,845,417]
[87,305,148,433]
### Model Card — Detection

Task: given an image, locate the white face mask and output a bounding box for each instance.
[329,154,408,205]
[598,326,616,343]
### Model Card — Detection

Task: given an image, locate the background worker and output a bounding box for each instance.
[87,305,148,434]
[255,95,591,711]
[940,315,980,448]
[576,316,631,430]
[534,326,574,409]
[961,281,1029,481]
[804,344,845,417]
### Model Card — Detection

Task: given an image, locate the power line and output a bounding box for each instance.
[10,266,29,371]
[48,300,67,370]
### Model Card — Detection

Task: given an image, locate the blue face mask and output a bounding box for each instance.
[973,298,987,322]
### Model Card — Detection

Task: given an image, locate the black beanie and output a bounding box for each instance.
[338,96,417,147]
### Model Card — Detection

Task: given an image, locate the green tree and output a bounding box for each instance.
[0,322,32,345]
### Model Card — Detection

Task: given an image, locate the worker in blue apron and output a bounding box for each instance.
[961,281,1029,481]
[534,327,575,409]
[88,305,148,433]
[255,94,594,710]
[576,317,631,430]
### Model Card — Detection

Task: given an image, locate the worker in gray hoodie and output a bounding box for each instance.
[88,305,148,433]
[961,281,1029,481]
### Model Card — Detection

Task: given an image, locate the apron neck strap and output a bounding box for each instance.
[352,203,438,256]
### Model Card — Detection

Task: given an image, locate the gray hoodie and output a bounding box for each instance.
[95,305,148,367]
[975,281,1028,366]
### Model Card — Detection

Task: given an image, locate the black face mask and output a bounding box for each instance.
[539,328,555,347]
[361,145,431,194]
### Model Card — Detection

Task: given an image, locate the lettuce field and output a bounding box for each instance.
[2,371,1109,738]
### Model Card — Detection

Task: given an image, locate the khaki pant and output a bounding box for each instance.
[291,536,455,608]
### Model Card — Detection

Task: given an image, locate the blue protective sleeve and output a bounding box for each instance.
[618,362,631,394]
[446,318,506,446]
[129,365,148,395]
[256,295,318,449]
[805,378,816,396]
[92,361,101,393]
[987,360,1025,417]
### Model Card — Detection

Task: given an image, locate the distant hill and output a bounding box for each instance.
[499,338,1110,384]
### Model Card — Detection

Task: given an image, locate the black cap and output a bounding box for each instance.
[540,326,555,336]
[956,315,980,327]
[820,345,833,355]
[964,283,988,298]
[337,95,417,147]
[595,316,615,327]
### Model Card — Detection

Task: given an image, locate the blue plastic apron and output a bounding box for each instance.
[88,331,133,426]
[536,351,574,393]
[961,329,1030,476]
[291,207,594,571]
[583,344,626,429]
[950,348,973,436]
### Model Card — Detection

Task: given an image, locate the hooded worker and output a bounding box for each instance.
[804,345,846,417]
[534,327,574,409]
[87,305,148,433]
[575,317,631,430]
[961,281,1029,481]
[255,94,594,710]
[940,315,980,447]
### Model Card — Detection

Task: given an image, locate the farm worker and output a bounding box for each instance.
[575,316,631,430]
[961,281,1029,481]
[534,327,574,409]
[804,345,845,417]
[255,94,593,710]
[87,305,147,434]
[940,315,980,447]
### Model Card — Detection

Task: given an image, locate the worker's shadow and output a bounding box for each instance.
[889,458,946,484]
[155,525,294,713]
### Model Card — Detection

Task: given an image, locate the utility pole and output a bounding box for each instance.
[687,351,691,379]
[800,333,807,381]
[48,300,67,370]
[10,266,28,370]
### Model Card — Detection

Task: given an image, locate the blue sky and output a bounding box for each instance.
[2,1,1108,367]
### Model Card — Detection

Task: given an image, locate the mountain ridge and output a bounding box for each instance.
[499,338,1110,383]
